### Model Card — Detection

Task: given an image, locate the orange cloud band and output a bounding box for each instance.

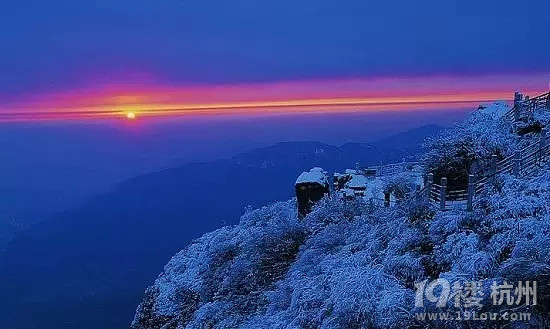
[1,73,548,122]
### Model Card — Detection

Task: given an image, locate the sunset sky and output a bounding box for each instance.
[1,0,549,219]
[1,0,549,122]
[1,73,549,122]
[1,3,549,329]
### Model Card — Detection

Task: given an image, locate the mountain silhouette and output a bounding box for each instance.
[0,124,443,329]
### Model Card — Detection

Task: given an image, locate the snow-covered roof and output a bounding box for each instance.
[347,174,368,189]
[296,167,328,185]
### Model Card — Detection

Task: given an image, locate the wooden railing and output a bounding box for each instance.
[504,92,550,121]
[355,91,550,211]
[424,133,550,211]
[366,161,421,177]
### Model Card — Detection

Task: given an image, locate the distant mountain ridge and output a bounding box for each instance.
[234,124,443,169]
[0,124,444,329]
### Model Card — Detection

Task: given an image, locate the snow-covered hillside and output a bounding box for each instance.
[132,102,550,329]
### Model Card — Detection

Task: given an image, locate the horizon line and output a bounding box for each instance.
[2,73,548,123]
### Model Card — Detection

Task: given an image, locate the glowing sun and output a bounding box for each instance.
[126,112,136,120]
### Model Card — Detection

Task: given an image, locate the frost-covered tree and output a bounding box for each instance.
[383,171,420,200]
[423,102,516,189]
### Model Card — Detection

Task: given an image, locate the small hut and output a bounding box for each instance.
[295,167,329,218]
[346,174,368,197]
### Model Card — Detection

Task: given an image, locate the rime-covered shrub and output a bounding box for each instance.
[132,200,306,329]
[134,102,549,329]
[423,103,516,189]
[516,103,550,136]
[383,171,419,199]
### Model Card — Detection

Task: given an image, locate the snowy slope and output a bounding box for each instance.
[477,101,510,119]
[132,104,550,328]
[132,167,550,328]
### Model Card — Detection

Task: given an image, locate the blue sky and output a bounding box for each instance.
[1,0,549,97]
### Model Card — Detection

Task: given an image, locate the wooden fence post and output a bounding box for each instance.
[514,91,523,121]
[467,174,474,212]
[427,173,434,201]
[524,96,533,120]
[539,128,547,162]
[440,177,447,211]
[384,191,390,207]
[513,151,522,176]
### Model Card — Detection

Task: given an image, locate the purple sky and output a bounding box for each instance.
[1,0,549,98]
